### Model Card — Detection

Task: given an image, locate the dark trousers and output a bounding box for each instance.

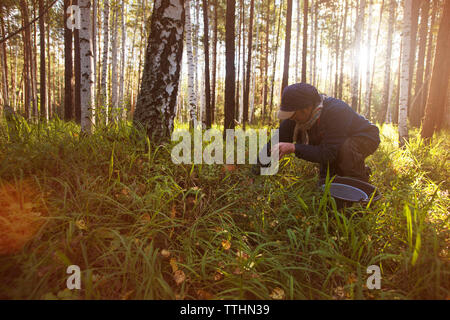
[278,119,379,182]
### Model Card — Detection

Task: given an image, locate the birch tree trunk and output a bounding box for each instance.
[79,0,95,133]
[351,0,366,111]
[185,0,197,128]
[243,0,255,129]
[301,0,308,83]
[364,0,373,117]
[282,0,293,93]
[100,0,109,121]
[119,3,126,120]
[211,0,218,124]
[133,0,185,143]
[0,6,9,107]
[381,0,396,123]
[398,0,412,146]
[111,6,118,121]
[295,0,300,82]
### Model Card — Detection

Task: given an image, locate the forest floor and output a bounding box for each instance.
[0,117,448,299]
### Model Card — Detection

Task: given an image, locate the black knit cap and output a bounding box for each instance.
[280,83,321,111]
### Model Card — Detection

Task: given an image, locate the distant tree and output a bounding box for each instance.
[398,0,412,146]
[64,0,74,121]
[133,0,185,143]
[351,0,366,111]
[243,0,254,129]
[39,0,47,121]
[100,0,109,121]
[421,0,450,139]
[281,0,293,93]
[202,0,211,128]
[185,0,197,128]
[224,0,235,134]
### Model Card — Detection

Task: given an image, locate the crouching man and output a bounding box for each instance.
[263,83,380,182]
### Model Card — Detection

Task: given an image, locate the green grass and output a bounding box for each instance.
[0,116,448,300]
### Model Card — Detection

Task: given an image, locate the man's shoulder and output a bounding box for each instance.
[323,96,353,111]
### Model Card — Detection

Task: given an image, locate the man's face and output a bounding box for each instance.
[290,106,314,123]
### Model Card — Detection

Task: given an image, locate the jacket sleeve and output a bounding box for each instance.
[294,105,352,164]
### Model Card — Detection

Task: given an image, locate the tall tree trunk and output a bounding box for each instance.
[410,0,429,127]
[74,0,81,124]
[269,0,283,123]
[351,0,366,111]
[282,0,293,93]
[421,0,438,126]
[47,13,51,118]
[185,0,197,128]
[19,0,32,120]
[380,0,396,123]
[211,0,218,124]
[249,11,260,124]
[338,0,348,99]
[421,0,450,139]
[39,0,47,121]
[111,6,118,121]
[301,0,308,83]
[0,6,9,107]
[224,0,236,133]
[119,3,126,120]
[407,0,420,118]
[364,0,373,117]
[79,0,95,133]
[100,0,109,121]
[295,0,300,82]
[202,0,212,128]
[262,0,271,123]
[243,0,255,129]
[133,0,185,143]
[398,0,412,146]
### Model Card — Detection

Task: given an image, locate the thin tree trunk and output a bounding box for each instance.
[39,0,47,121]
[262,0,271,123]
[211,0,218,124]
[364,0,373,117]
[282,0,293,93]
[224,0,236,133]
[301,0,308,83]
[381,0,396,123]
[202,0,211,128]
[111,6,118,121]
[101,0,109,121]
[269,0,283,123]
[398,0,412,146]
[119,3,126,120]
[421,0,450,138]
[243,0,255,129]
[338,0,348,99]
[79,0,95,133]
[407,0,420,118]
[0,6,9,107]
[295,0,300,82]
[421,0,438,125]
[410,0,429,127]
[74,0,81,124]
[185,0,197,128]
[351,0,366,111]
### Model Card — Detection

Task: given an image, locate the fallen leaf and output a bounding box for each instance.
[221,240,231,250]
[269,287,285,300]
[75,219,87,231]
[161,249,171,258]
[214,272,224,281]
[174,270,186,285]
[140,213,151,222]
[170,258,178,273]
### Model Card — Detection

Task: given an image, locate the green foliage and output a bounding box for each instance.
[0,118,448,299]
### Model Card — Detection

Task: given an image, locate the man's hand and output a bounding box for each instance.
[272,142,296,159]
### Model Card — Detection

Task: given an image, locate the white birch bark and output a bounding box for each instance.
[79,0,95,133]
[295,0,300,82]
[382,0,396,123]
[111,6,118,121]
[398,0,412,145]
[351,0,366,110]
[364,0,373,117]
[119,3,126,120]
[133,0,185,142]
[101,0,109,121]
[185,0,197,126]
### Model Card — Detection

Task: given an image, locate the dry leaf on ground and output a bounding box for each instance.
[269,287,285,300]
[174,270,186,285]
